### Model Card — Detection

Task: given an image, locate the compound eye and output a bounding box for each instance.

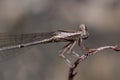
[82,35,88,39]
[81,32,89,39]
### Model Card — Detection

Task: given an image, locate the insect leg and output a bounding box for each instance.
[71,51,80,58]
[59,42,73,67]
[66,41,77,54]
[78,38,87,50]
[60,40,80,58]
[66,41,80,58]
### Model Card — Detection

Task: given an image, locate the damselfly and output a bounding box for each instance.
[0,24,89,66]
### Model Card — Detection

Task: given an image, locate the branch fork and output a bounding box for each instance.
[68,45,120,80]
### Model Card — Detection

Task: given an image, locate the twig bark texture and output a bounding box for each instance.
[68,45,120,80]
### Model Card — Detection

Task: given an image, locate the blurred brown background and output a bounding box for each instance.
[0,0,120,80]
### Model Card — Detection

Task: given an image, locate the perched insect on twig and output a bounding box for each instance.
[56,24,89,66]
[0,24,89,66]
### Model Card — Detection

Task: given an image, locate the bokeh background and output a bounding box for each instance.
[0,0,120,80]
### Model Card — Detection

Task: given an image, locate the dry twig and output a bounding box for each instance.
[68,45,120,80]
